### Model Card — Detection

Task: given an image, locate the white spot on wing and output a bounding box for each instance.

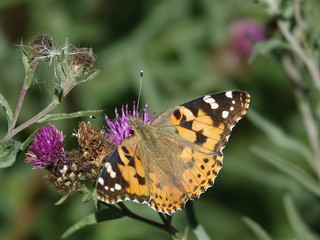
[104,186,109,191]
[222,111,229,118]
[98,177,104,185]
[110,187,114,192]
[106,162,111,173]
[115,183,122,190]
[110,171,116,178]
[226,91,233,98]
[203,95,219,109]
[105,162,117,178]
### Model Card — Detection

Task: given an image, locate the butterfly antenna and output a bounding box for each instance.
[137,70,143,111]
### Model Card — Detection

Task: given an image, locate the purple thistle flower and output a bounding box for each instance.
[105,103,156,145]
[25,125,67,168]
[230,19,266,58]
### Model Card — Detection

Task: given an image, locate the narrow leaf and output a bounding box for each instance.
[249,39,289,63]
[55,60,67,83]
[0,140,21,168]
[37,110,104,123]
[62,208,124,238]
[0,92,13,127]
[253,0,280,15]
[248,110,314,168]
[20,129,39,152]
[243,216,273,240]
[80,185,93,203]
[21,50,30,72]
[252,146,320,197]
[185,201,211,240]
[193,224,211,240]
[76,68,103,85]
[283,194,318,239]
[55,194,69,206]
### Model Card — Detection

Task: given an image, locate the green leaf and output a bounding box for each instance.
[248,110,314,168]
[20,129,39,152]
[21,49,30,72]
[61,208,124,238]
[0,140,21,168]
[243,216,273,240]
[251,146,320,197]
[24,59,37,89]
[249,39,289,63]
[76,67,103,85]
[55,194,69,206]
[283,194,319,239]
[53,86,64,103]
[193,224,211,240]
[0,92,13,127]
[185,201,211,240]
[36,110,104,123]
[80,185,93,203]
[253,0,280,15]
[55,59,67,83]
[20,45,38,89]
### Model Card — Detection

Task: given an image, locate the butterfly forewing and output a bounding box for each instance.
[97,138,150,204]
[159,90,250,153]
[97,90,250,215]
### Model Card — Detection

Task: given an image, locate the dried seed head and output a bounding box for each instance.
[45,151,83,194]
[30,33,53,57]
[71,50,95,74]
[73,122,115,164]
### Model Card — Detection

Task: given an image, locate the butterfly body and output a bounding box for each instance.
[97,90,250,214]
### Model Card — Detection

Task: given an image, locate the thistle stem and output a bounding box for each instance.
[277,19,320,90]
[4,70,77,141]
[117,203,181,238]
[281,56,320,179]
[8,61,39,134]
[277,0,320,180]
[4,101,58,140]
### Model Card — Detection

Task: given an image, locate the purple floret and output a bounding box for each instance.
[104,103,156,145]
[25,125,67,168]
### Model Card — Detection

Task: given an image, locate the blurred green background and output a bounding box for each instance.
[1,0,319,239]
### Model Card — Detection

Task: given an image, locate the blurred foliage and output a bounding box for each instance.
[1,0,320,239]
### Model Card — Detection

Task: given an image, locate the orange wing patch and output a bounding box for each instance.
[171,107,226,152]
[181,149,223,199]
[97,143,150,204]
[117,145,149,199]
[148,172,188,214]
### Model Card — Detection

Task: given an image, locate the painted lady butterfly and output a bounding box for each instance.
[97,90,250,214]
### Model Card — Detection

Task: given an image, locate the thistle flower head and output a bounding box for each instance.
[25,125,67,169]
[104,103,156,145]
[230,19,266,58]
